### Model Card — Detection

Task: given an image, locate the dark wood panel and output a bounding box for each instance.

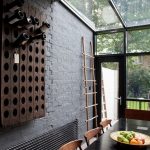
[125,109,150,121]
[1,0,46,127]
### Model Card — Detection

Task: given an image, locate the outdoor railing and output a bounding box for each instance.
[126,98,150,111]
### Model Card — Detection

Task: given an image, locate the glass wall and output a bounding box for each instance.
[126,56,150,99]
[96,32,124,55]
[127,29,150,53]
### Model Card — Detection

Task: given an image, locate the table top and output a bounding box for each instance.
[85,118,150,150]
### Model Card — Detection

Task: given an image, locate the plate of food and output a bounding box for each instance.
[110,131,150,146]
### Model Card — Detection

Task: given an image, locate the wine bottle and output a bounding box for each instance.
[35,22,50,34]
[6,10,24,25]
[30,16,39,25]
[4,0,24,12]
[29,33,46,43]
[13,33,29,47]
[15,13,33,29]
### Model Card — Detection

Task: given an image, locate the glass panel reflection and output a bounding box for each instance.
[127,56,150,99]
[112,0,150,27]
[128,29,150,53]
[96,32,124,55]
[66,0,122,30]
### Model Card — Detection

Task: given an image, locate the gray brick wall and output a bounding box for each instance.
[0,0,94,149]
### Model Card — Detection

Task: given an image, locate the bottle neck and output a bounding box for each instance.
[5,0,24,12]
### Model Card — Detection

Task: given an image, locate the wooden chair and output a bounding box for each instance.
[84,127,102,146]
[100,118,112,133]
[59,139,83,150]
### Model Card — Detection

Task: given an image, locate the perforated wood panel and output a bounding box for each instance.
[1,0,45,127]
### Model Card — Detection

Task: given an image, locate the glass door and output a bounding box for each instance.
[95,55,125,124]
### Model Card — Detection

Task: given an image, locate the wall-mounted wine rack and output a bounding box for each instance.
[1,0,48,127]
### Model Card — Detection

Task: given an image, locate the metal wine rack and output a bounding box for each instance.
[1,0,46,127]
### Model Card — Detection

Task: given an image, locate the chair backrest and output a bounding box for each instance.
[59,139,83,150]
[100,118,112,133]
[84,127,102,146]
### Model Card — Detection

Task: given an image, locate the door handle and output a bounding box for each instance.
[115,97,122,105]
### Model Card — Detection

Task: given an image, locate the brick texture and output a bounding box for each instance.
[0,0,94,149]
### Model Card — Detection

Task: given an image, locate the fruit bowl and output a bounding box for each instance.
[110,131,150,146]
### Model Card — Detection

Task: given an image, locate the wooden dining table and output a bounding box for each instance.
[85,118,150,150]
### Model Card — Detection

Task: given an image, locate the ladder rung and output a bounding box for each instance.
[86,115,98,122]
[85,104,98,108]
[82,53,94,58]
[82,66,95,70]
[83,80,96,82]
[84,92,97,95]
[102,110,107,112]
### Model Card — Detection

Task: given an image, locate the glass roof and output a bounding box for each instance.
[65,0,122,31]
[112,0,150,27]
[64,0,150,31]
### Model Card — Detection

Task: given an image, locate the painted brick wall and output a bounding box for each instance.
[0,0,94,149]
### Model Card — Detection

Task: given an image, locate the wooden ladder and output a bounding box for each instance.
[101,79,107,119]
[82,37,98,131]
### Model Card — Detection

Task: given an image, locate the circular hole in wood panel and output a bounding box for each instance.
[35,57,38,63]
[28,66,32,72]
[4,27,9,35]
[41,86,44,91]
[21,54,26,61]
[29,106,32,113]
[35,67,38,72]
[28,86,32,92]
[21,86,25,93]
[28,76,32,82]
[41,95,44,100]
[41,58,44,64]
[35,86,38,92]
[42,40,45,46]
[22,45,26,50]
[35,96,38,101]
[29,45,32,52]
[21,97,25,104]
[13,64,18,72]
[41,67,44,73]
[41,77,44,82]
[41,104,44,109]
[4,111,9,118]
[36,47,39,54]
[21,75,25,82]
[35,76,38,82]
[35,105,39,112]
[29,55,32,62]
[4,39,10,47]
[4,51,9,58]
[41,49,44,55]
[4,75,9,82]
[4,87,9,94]
[13,75,17,82]
[29,96,32,102]
[4,99,9,106]
[4,63,9,70]
[14,30,18,38]
[21,108,25,115]
[30,27,33,32]
[13,86,18,94]
[21,65,25,72]
[13,98,18,105]
[13,109,17,116]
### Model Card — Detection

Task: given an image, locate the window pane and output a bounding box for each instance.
[127,56,150,99]
[112,0,150,27]
[66,0,122,30]
[96,33,124,55]
[127,29,150,53]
